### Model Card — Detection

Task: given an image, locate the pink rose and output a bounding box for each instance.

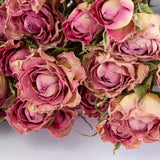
[0,40,31,78]
[62,3,103,44]
[44,108,77,138]
[5,0,65,49]
[79,86,108,119]
[83,47,149,98]
[0,3,7,34]
[0,74,16,120]
[89,0,134,41]
[111,13,160,61]
[156,64,160,88]
[6,0,46,13]
[0,74,16,110]
[6,98,53,134]
[0,74,8,100]
[96,93,160,149]
[0,31,7,42]
[17,49,86,113]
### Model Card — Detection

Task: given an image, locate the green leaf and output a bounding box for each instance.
[134,72,153,103]
[102,31,110,52]
[113,142,121,155]
[139,3,153,14]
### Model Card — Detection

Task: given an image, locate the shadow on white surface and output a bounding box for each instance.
[0,117,160,160]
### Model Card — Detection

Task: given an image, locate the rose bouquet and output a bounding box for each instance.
[0,0,160,152]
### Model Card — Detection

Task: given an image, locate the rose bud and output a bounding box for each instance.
[62,3,103,44]
[5,0,65,50]
[44,108,77,138]
[6,98,55,134]
[89,0,134,41]
[111,13,160,62]
[6,0,46,13]
[16,49,86,113]
[83,47,149,98]
[0,40,31,78]
[79,86,108,119]
[96,93,160,149]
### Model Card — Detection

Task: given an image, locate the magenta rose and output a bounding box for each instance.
[83,47,149,98]
[5,0,65,49]
[16,49,86,113]
[44,108,77,138]
[89,0,134,41]
[111,13,160,62]
[62,3,103,44]
[6,98,54,134]
[0,40,31,78]
[79,86,108,119]
[96,93,160,149]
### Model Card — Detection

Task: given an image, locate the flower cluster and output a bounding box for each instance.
[0,0,160,151]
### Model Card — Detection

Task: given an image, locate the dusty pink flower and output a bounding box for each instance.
[0,3,7,34]
[44,108,77,138]
[6,98,54,134]
[111,13,160,61]
[0,31,7,42]
[156,64,160,88]
[83,47,149,98]
[0,74,8,100]
[79,86,108,119]
[0,74,16,120]
[0,40,31,78]
[89,0,134,41]
[5,0,65,50]
[62,3,103,44]
[96,93,160,149]
[6,0,46,13]
[16,49,86,113]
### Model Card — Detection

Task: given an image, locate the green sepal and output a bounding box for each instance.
[102,31,110,52]
[139,3,153,14]
[134,72,154,103]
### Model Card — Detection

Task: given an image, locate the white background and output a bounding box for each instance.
[1,0,160,160]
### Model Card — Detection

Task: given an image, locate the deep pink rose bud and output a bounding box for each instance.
[0,40,31,78]
[79,86,108,119]
[89,0,134,41]
[62,3,103,44]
